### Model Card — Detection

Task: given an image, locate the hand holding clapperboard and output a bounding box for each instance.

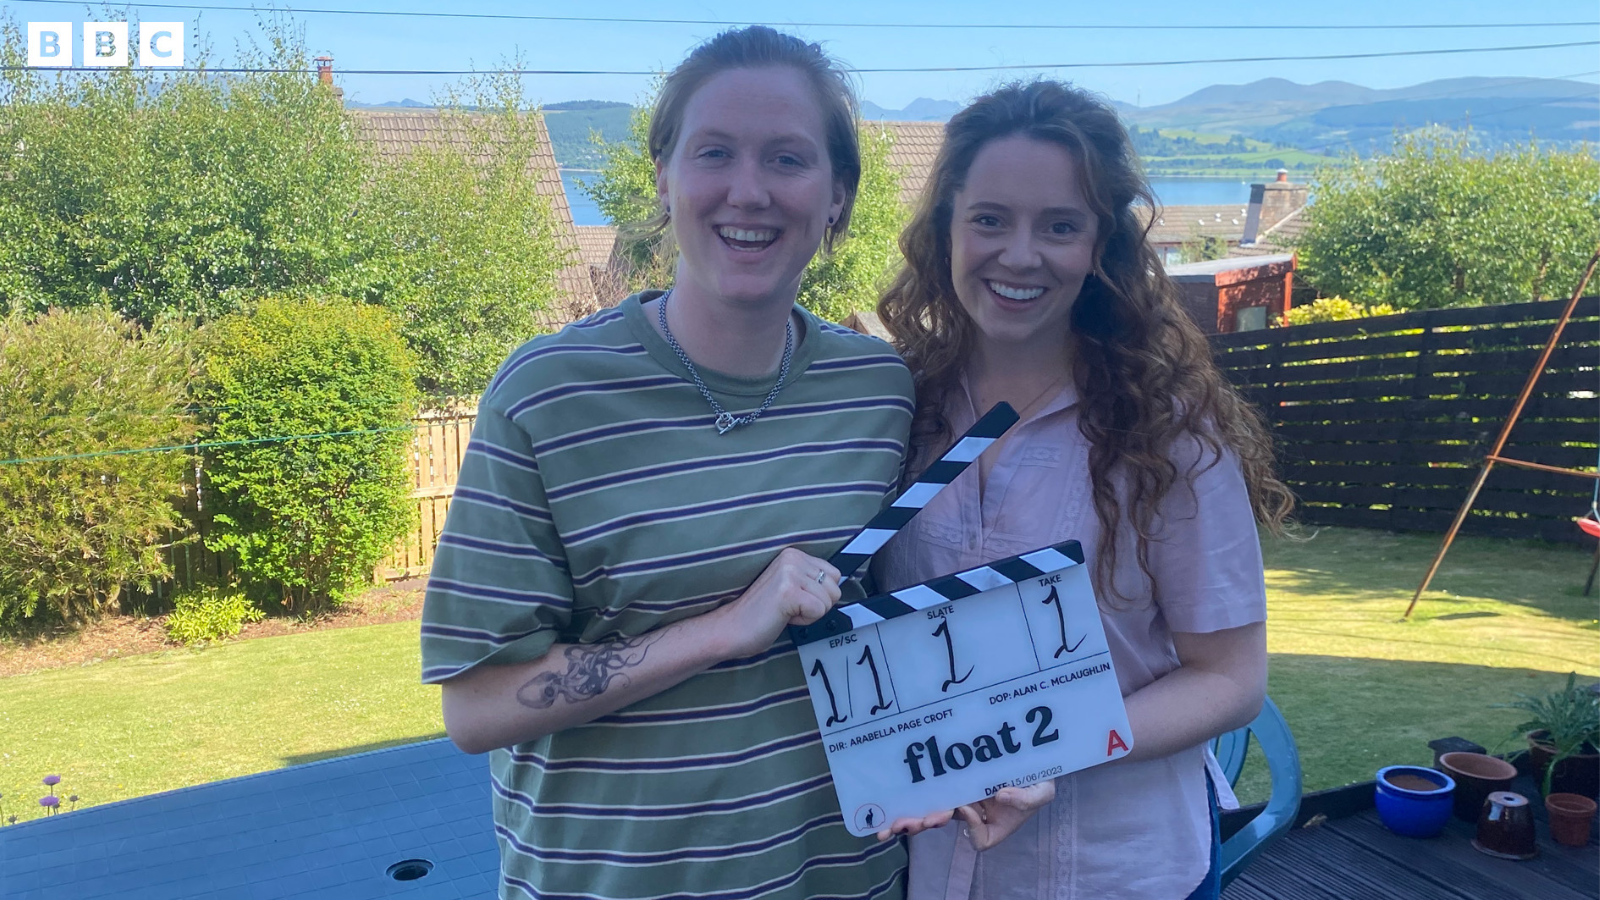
[789,403,1133,837]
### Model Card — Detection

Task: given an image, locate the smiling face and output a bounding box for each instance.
[656,66,846,309]
[949,135,1099,357]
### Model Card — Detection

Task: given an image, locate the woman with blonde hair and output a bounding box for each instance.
[874,81,1293,899]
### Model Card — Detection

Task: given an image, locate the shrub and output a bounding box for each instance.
[1283,296,1400,326]
[197,297,418,612]
[0,309,194,626]
[165,586,264,645]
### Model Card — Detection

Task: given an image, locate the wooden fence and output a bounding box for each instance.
[384,411,477,580]
[1210,296,1599,544]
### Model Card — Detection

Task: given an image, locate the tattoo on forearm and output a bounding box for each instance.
[516,635,658,709]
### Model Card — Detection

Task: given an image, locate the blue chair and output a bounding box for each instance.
[1210,696,1303,888]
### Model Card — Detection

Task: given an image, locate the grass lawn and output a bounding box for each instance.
[0,621,442,821]
[1,526,1594,821]
[1233,525,1598,805]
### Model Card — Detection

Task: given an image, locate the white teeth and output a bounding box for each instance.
[718,226,778,243]
[987,281,1045,301]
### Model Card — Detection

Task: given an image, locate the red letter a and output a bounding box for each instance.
[1106,729,1129,756]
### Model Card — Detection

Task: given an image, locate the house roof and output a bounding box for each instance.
[1229,204,1311,258]
[348,109,598,326]
[1166,253,1295,284]
[867,120,944,204]
[574,225,619,269]
[1,738,498,900]
[1141,204,1252,247]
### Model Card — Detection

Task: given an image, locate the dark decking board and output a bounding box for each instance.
[1225,773,1599,900]
[0,738,499,899]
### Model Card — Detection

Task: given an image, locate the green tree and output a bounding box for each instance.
[1295,129,1600,309]
[0,15,570,398]
[197,298,418,612]
[0,18,372,324]
[363,69,569,396]
[580,94,907,318]
[581,93,686,297]
[0,309,195,626]
[798,126,906,321]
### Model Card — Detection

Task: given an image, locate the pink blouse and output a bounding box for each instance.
[873,377,1268,900]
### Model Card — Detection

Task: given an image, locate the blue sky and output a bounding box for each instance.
[5,0,1598,108]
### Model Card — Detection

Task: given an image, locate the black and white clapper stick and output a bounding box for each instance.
[827,401,1019,581]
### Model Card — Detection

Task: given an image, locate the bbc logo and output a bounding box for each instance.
[26,22,185,68]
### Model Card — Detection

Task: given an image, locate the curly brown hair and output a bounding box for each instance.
[878,80,1293,602]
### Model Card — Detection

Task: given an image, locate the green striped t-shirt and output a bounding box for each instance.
[421,292,913,900]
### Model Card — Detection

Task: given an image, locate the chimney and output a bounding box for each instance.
[1240,183,1267,245]
[313,56,344,102]
[1242,170,1309,243]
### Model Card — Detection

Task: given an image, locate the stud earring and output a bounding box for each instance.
[827,216,836,225]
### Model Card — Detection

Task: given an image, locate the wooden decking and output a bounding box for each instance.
[1225,773,1598,899]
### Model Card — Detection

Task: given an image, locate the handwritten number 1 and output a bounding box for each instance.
[808,659,847,726]
[856,645,894,714]
[1042,585,1086,659]
[933,619,973,692]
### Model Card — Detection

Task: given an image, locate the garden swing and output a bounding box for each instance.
[1579,446,1600,596]
[1405,244,1600,617]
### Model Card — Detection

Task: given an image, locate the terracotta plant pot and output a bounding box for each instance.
[1545,792,1597,848]
[1528,731,1600,798]
[1440,752,1518,823]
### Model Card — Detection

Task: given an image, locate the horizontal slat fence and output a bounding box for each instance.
[1211,296,1599,544]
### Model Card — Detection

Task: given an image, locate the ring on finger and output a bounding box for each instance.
[815,570,828,585]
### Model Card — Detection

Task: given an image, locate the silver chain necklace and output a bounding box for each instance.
[658,289,794,435]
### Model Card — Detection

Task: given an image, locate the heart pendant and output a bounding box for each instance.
[715,412,737,435]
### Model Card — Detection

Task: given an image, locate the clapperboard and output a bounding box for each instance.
[792,405,1132,836]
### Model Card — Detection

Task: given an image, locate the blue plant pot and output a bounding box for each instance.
[1375,765,1456,838]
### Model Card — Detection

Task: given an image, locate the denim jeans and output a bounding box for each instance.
[1182,776,1222,900]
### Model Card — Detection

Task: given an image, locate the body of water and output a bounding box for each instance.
[562,173,1256,227]
[563,171,605,226]
[1146,178,1254,208]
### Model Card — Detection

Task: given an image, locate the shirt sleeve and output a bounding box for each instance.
[1145,439,1268,634]
[419,402,573,684]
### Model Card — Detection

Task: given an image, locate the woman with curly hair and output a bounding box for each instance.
[873,81,1294,899]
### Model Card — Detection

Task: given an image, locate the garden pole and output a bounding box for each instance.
[1403,243,1600,620]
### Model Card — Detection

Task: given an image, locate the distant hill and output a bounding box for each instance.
[545,100,631,111]
[344,98,432,109]
[1125,76,1598,154]
[523,76,1600,176]
[1168,78,1375,108]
